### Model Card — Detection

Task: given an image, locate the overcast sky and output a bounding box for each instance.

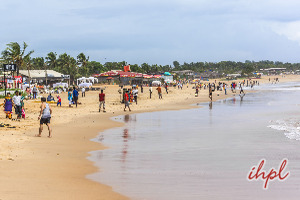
[1,0,300,65]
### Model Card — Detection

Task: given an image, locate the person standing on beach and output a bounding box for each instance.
[73,86,79,108]
[99,90,106,112]
[82,87,86,97]
[3,93,13,119]
[13,91,22,119]
[68,89,73,107]
[124,91,131,111]
[149,86,152,99]
[32,85,38,99]
[157,85,162,99]
[209,86,213,101]
[37,97,52,138]
[133,87,138,104]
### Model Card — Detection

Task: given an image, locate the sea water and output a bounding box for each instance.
[87,81,300,200]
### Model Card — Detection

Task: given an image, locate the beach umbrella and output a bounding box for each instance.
[164,72,171,76]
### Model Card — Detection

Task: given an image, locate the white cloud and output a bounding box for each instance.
[2,0,300,64]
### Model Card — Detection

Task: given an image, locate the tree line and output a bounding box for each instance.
[1,42,300,83]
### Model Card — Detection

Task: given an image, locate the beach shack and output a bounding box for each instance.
[19,70,69,87]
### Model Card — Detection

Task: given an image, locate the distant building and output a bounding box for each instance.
[259,68,286,75]
[19,70,69,85]
[173,70,195,77]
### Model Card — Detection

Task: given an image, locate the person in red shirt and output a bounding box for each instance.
[124,91,131,112]
[99,90,106,112]
[56,95,61,107]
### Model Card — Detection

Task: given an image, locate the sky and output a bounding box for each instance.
[1,0,300,65]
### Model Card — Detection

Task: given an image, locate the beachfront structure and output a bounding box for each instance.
[195,71,223,80]
[93,71,167,86]
[172,70,195,76]
[19,70,69,86]
[77,77,99,87]
[259,68,286,75]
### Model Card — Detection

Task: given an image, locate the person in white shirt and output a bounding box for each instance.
[82,87,86,97]
[132,88,138,104]
[12,91,22,119]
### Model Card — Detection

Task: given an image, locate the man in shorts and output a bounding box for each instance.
[124,91,131,111]
[37,97,52,138]
[99,90,106,112]
[156,85,162,99]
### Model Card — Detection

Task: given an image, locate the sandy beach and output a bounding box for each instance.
[0,75,299,200]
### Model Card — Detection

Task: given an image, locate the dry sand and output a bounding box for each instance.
[0,75,299,200]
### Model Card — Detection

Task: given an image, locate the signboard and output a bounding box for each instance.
[3,64,17,71]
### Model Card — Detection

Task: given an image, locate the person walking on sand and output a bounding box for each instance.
[73,86,79,108]
[37,97,52,138]
[149,86,152,99]
[165,83,168,94]
[209,86,213,101]
[99,89,106,112]
[157,85,162,99]
[57,95,61,107]
[124,91,131,111]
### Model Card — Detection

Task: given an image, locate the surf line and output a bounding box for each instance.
[247,159,290,189]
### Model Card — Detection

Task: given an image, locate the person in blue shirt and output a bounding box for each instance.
[72,86,79,108]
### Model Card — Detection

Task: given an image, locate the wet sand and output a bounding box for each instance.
[0,75,299,199]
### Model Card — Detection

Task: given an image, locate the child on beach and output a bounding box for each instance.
[3,93,13,119]
[57,95,61,106]
[99,90,106,112]
[21,97,25,119]
[68,89,73,108]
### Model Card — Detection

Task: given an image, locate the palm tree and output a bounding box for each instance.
[57,53,78,85]
[46,52,57,70]
[1,42,34,76]
[77,53,89,77]
[23,55,32,87]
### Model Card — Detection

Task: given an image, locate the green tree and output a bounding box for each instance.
[57,53,78,85]
[46,52,57,70]
[77,53,89,77]
[1,42,34,75]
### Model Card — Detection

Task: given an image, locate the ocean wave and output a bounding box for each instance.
[268,119,300,140]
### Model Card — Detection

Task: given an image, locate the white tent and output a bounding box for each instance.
[77,77,98,86]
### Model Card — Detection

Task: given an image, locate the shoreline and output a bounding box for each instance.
[0,75,299,199]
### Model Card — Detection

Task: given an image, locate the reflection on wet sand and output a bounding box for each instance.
[121,129,130,163]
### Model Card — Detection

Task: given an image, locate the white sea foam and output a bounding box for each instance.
[268,119,300,140]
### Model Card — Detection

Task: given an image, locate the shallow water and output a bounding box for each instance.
[87,81,300,200]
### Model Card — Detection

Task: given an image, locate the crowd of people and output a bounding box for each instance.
[1,77,267,137]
